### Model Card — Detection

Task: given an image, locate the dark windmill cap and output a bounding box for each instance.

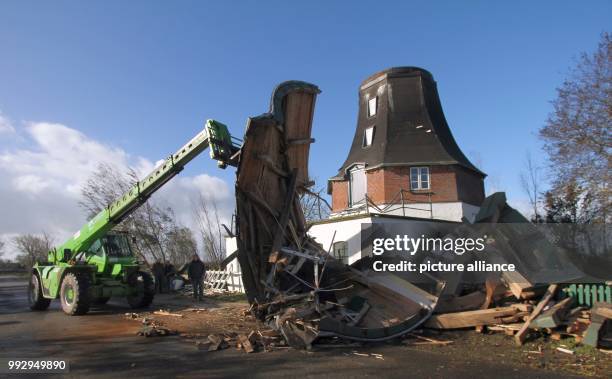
[332,66,485,180]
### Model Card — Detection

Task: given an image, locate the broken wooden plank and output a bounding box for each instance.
[425,306,519,329]
[238,333,256,353]
[530,296,574,329]
[406,333,453,345]
[592,302,612,319]
[502,269,533,300]
[153,310,184,318]
[556,347,574,355]
[514,284,558,346]
[476,276,503,332]
[434,291,486,314]
[287,137,315,146]
[268,169,298,263]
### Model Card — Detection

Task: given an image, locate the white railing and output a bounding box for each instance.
[203,270,244,293]
[331,190,434,219]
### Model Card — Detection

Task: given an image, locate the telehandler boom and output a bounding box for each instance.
[29,120,239,315]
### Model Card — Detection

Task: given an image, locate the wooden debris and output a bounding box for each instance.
[592,302,612,319]
[207,334,229,351]
[350,351,384,360]
[502,271,533,300]
[406,333,453,345]
[425,306,520,329]
[475,277,503,333]
[237,332,257,353]
[137,325,177,337]
[153,310,184,318]
[530,297,574,329]
[556,347,574,355]
[514,284,558,346]
[434,291,486,314]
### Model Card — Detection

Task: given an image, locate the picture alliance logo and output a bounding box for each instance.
[372,234,488,256]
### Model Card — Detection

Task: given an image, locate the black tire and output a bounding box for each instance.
[127,271,155,309]
[92,297,110,305]
[60,272,91,316]
[28,273,51,311]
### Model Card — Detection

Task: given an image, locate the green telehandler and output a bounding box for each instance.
[29,120,240,315]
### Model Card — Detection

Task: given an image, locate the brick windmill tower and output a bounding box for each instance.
[310,67,486,264]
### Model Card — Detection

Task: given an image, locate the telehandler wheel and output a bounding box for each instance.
[28,273,51,311]
[127,271,155,309]
[60,272,91,316]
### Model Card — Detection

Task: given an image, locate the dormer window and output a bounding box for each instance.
[362,126,374,148]
[410,167,430,190]
[367,96,377,117]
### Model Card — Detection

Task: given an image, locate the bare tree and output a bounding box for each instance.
[79,162,178,264]
[79,163,132,219]
[13,233,52,268]
[300,184,332,223]
[193,195,225,268]
[165,224,198,266]
[519,152,542,222]
[539,32,611,223]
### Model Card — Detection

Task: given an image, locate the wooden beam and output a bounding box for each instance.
[514,284,558,346]
[268,169,298,263]
[288,137,315,146]
[256,153,289,178]
[434,291,486,314]
[530,296,574,329]
[502,270,533,299]
[425,306,520,329]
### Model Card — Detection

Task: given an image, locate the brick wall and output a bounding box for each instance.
[331,164,485,213]
[366,166,459,204]
[330,180,349,212]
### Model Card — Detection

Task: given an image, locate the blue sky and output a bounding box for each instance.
[0,1,610,247]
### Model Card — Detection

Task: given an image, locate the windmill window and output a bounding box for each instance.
[349,165,367,206]
[362,126,375,148]
[367,96,378,117]
[410,167,430,190]
[333,241,349,264]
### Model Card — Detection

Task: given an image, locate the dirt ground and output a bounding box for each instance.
[0,273,609,378]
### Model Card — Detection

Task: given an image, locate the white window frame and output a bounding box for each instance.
[348,164,367,207]
[362,126,375,148]
[410,167,430,190]
[367,96,377,117]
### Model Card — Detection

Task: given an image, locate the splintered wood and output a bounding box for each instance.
[234,81,320,303]
[232,81,442,348]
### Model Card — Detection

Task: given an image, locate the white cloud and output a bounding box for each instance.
[0,111,15,134]
[0,116,234,260]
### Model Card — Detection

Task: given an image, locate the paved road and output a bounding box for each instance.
[0,274,582,378]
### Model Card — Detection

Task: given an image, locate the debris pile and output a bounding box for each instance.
[426,282,611,350]
[232,81,442,349]
[225,81,612,354]
[228,80,611,352]
[187,329,288,353]
[129,312,179,337]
